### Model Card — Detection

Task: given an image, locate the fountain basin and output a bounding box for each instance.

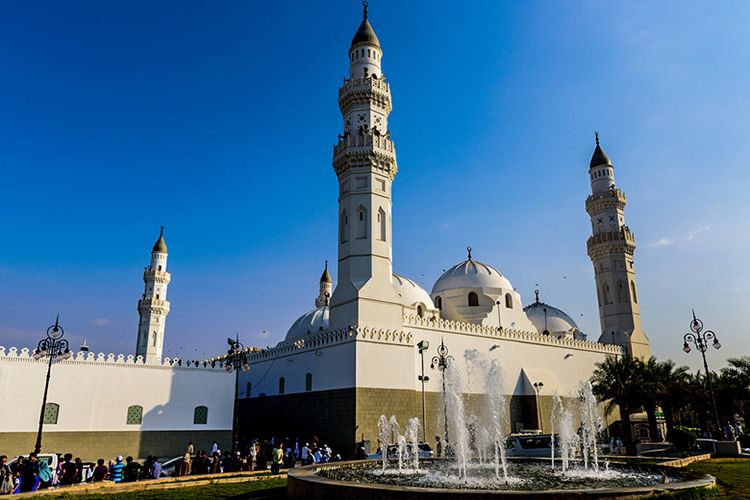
[287,459,715,499]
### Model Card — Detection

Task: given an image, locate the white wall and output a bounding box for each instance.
[0,348,234,432]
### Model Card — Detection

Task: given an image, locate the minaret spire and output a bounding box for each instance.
[363,0,368,19]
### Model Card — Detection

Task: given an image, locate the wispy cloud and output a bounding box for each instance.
[91,318,112,327]
[651,238,671,247]
[687,225,711,240]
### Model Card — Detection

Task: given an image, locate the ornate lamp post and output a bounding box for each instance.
[32,316,72,454]
[532,381,544,432]
[430,338,453,446]
[416,340,430,443]
[224,335,250,453]
[682,310,721,433]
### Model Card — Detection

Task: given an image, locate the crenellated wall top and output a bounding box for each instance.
[0,346,225,371]
[402,314,624,355]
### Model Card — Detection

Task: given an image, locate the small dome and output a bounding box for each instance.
[590,133,611,168]
[432,252,513,295]
[284,306,330,342]
[152,227,167,253]
[320,261,332,284]
[392,274,434,309]
[523,293,582,339]
[351,7,380,48]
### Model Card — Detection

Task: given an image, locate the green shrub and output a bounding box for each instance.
[668,426,699,452]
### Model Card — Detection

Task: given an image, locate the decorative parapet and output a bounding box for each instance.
[333,133,395,158]
[0,346,224,370]
[587,226,636,258]
[333,132,397,180]
[338,76,391,113]
[402,315,623,355]
[585,188,627,214]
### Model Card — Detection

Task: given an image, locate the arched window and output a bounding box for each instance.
[631,281,638,304]
[193,406,208,425]
[152,331,157,347]
[356,205,367,239]
[279,377,285,394]
[156,294,160,300]
[416,304,425,318]
[603,283,611,304]
[246,382,251,398]
[468,292,479,307]
[339,209,348,243]
[617,280,625,303]
[378,207,386,241]
[434,296,442,310]
[305,373,312,392]
[505,293,513,309]
[126,405,143,425]
[157,265,162,271]
[43,403,59,424]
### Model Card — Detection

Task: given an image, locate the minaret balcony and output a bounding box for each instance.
[137,298,170,312]
[339,75,390,96]
[339,76,391,113]
[587,227,636,255]
[143,269,171,283]
[585,188,626,214]
[333,132,396,158]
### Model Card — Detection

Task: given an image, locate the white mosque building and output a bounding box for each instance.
[235,5,650,456]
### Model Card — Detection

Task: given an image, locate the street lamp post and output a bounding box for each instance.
[682,310,721,433]
[417,340,430,444]
[224,335,250,453]
[430,338,454,447]
[533,381,544,432]
[32,316,72,454]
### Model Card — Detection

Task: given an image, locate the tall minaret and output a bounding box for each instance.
[315,261,333,308]
[136,227,171,363]
[586,134,650,359]
[329,2,402,329]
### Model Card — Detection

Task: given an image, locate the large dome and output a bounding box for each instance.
[523,292,583,339]
[392,273,434,308]
[432,254,513,295]
[284,306,330,343]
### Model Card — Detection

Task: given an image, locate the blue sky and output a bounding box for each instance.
[1,0,748,371]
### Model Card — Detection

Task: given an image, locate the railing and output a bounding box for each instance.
[333,132,395,157]
[585,188,626,210]
[587,227,636,252]
[339,76,390,96]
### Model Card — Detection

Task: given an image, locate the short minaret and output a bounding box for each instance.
[136,226,171,363]
[329,2,402,329]
[586,134,650,358]
[315,261,333,308]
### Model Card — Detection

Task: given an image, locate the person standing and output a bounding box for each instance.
[150,457,162,479]
[92,459,108,482]
[187,441,194,456]
[271,443,283,475]
[19,453,40,492]
[122,456,142,482]
[108,456,125,483]
[59,454,78,486]
[301,443,310,465]
[248,441,257,471]
[0,456,15,495]
[211,441,219,455]
[179,451,191,477]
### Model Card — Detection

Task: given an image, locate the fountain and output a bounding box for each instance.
[288,350,715,498]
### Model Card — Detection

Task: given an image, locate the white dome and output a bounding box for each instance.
[283,306,330,342]
[432,257,513,295]
[392,274,435,308]
[523,297,582,339]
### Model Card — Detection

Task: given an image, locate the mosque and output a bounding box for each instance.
[235,4,651,456]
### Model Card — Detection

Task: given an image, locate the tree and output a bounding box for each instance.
[591,355,646,453]
[648,359,690,437]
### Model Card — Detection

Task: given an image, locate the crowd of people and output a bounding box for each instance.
[0,436,341,494]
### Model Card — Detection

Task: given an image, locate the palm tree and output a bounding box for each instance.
[644,359,690,438]
[591,355,646,453]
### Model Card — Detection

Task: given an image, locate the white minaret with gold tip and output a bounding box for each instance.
[136,226,171,363]
[329,2,402,330]
[586,134,650,359]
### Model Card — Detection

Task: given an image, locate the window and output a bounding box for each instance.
[603,283,611,304]
[279,377,285,394]
[378,207,386,241]
[468,292,479,307]
[356,206,367,239]
[157,265,162,271]
[152,331,157,347]
[434,296,442,310]
[155,294,159,300]
[43,403,59,424]
[417,304,425,318]
[617,280,625,302]
[126,405,143,425]
[339,209,348,243]
[631,281,638,304]
[505,293,513,309]
[305,373,312,392]
[246,382,251,398]
[193,406,208,425]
